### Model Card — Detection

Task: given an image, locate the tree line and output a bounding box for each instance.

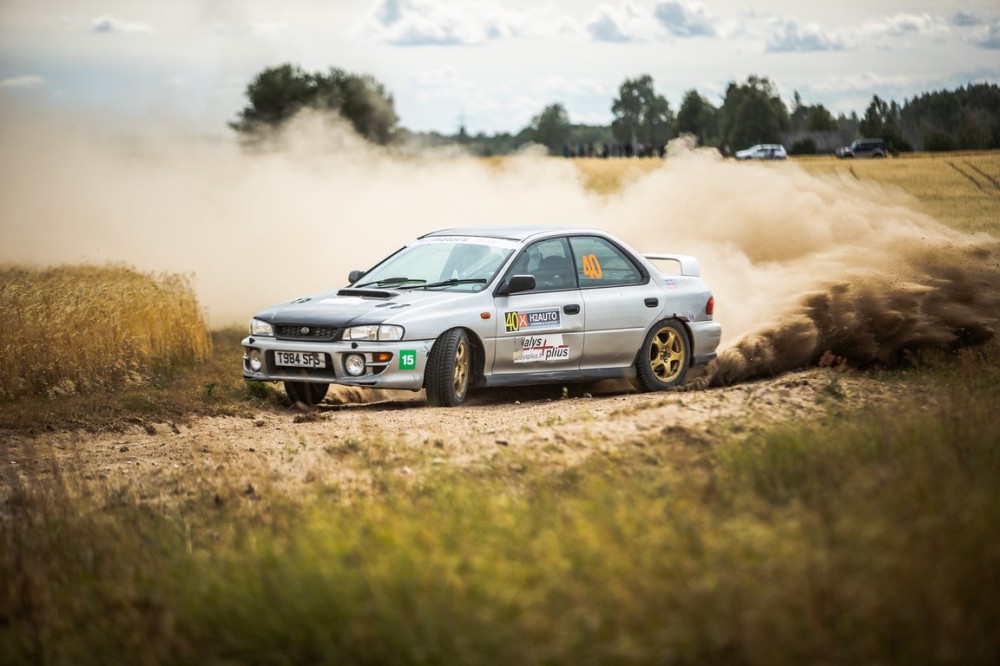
[232,63,1000,156]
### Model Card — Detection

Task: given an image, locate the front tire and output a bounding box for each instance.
[284,381,329,407]
[425,328,471,407]
[633,319,690,391]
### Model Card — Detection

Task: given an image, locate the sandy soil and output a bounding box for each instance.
[2,368,912,505]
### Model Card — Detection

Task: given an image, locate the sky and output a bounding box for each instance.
[1,0,998,136]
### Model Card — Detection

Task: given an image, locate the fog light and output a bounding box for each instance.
[249,349,263,372]
[345,353,366,376]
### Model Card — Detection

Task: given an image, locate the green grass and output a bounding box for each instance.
[3,344,998,664]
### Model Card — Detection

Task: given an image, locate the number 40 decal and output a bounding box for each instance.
[581,254,603,279]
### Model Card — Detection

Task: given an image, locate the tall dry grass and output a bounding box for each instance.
[0,264,211,401]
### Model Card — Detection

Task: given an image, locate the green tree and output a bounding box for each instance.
[719,75,790,151]
[859,95,909,153]
[611,75,674,151]
[676,89,718,146]
[791,91,837,132]
[806,104,837,131]
[530,103,573,155]
[231,63,398,145]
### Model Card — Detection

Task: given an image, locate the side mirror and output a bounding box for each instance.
[499,274,535,295]
[348,269,365,284]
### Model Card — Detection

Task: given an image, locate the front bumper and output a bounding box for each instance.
[242,335,434,391]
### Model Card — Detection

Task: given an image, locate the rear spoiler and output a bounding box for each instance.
[643,253,701,277]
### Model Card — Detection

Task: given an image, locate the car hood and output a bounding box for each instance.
[254,287,478,327]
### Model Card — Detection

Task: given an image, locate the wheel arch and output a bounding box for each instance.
[421,326,487,390]
[634,315,693,364]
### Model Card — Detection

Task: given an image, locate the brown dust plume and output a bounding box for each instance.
[1,109,997,386]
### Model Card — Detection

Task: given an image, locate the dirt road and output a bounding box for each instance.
[3,368,909,504]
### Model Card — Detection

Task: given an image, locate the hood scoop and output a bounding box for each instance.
[336,288,396,299]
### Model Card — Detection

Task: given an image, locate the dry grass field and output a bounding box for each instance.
[2,151,999,664]
[0,265,211,402]
[796,151,1000,235]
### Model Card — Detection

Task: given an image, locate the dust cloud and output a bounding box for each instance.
[1,106,997,384]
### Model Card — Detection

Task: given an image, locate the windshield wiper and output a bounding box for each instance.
[404,278,488,290]
[355,277,426,288]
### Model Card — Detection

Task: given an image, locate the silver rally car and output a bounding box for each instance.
[243,226,721,407]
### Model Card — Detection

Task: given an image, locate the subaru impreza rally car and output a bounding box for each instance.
[243,226,721,407]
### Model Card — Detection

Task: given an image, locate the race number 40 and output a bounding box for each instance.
[582,254,603,279]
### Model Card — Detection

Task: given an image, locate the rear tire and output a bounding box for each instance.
[633,319,690,391]
[425,328,471,407]
[284,381,329,407]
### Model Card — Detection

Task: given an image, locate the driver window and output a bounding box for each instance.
[507,238,576,292]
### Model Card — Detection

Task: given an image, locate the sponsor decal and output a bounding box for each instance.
[514,335,570,363]
[399,350,417,370]
[504,308,561,332]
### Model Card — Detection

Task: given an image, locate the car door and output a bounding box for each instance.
[491,237,584,376]
[568,235,660,369]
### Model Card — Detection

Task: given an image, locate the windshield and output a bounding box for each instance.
[354,238,516,292]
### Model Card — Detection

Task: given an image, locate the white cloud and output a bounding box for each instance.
[765,19,847,52]
[859,13,946,41]
[586,2,662,43]
[950,11,983,27]
[653,1,716,38]
[363,0,561,46]
[0,75,45,90]
[761,12,953,53]
[969,21,1000,49]
[91,15,153,35]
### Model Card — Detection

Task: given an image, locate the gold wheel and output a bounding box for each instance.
[648,325,686,384]
[453,338,469,398]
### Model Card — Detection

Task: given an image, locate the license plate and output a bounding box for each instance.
[274,351,326,368]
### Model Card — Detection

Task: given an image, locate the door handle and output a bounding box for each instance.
[563,304,581,315]
[644,297,659,308]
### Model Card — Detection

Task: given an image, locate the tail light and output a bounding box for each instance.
[705,296,715,316]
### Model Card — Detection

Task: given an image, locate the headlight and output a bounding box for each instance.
[377,325,404,341]
[250,318,273,336]
[343,324,404,341]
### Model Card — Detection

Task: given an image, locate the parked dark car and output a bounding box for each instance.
[836,138,888,158]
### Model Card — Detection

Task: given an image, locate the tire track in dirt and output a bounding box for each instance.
[947,160,985,191]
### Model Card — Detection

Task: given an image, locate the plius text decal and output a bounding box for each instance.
[513,336,570,363]
[504,308,561,333]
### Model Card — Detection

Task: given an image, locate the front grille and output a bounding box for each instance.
[275,324,339,341]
